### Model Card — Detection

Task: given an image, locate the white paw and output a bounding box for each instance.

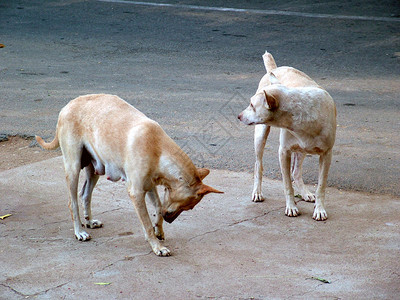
[154,246,171,257]
[285,205,299,217]
[252,191,265,202]
[300,190,316,202]
[75,230,91,241]
[85,219,103,229]
[313,207,327,221]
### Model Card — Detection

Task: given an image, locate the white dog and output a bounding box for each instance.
[238,52,336,220]
[36,94,222,256]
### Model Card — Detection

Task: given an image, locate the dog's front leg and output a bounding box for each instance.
[279,146,299,217]
[129,189,170,256]
[313,149,332,221]
[147,188,164,240]
[252,124,270,202]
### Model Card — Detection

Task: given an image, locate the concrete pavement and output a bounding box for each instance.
[1,0,400,196]
[1,156,399,299]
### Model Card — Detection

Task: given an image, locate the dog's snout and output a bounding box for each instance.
[238,113,243,120]
[162,210,182,224]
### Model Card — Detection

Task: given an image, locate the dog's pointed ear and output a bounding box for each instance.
[197,184,224,196]
[269,72,280,84]
[197,168,210,180]
[264,90,279,110]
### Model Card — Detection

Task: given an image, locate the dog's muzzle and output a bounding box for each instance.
[162,210,183,224]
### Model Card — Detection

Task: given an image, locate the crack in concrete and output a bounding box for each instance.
[1,280,71,298]
[0,282,27,297]
[38,281,71,297]
[188,206,284,241]
[89,251,153,277]
[96,207,124,217]
[227,206,285,227]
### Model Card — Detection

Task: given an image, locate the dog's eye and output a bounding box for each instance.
[250,103,255,111]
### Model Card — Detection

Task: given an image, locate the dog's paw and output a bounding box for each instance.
[154,226,165,240]
[154,246,171,257]
[313,207,327,221]
[285,205,299,217]
[301,191,316,203]
[252,191,265,202]
[85,219,103,229]
[75,230,91,241]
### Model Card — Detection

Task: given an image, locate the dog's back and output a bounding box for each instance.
[257,51,320,92]
[60,93,149,127]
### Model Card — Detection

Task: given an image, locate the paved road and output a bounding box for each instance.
[1,0,400,195]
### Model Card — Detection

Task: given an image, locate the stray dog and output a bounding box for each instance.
[36,94,223,256]
[238,52,336,220]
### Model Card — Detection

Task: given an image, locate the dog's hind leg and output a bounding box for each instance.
[64,156,91,241]
[252,124,270,202]
[313,149,332,221]
[80,164,102,229]
[292,152,315,202]
[147,188,164,240]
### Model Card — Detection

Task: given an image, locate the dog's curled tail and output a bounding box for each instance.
[262,51,278,72]
[35,133,60,150]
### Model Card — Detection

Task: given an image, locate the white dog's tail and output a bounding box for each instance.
[35,132,60,150]
[262,51,278,72]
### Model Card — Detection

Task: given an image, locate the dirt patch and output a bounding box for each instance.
[0,135,61,171]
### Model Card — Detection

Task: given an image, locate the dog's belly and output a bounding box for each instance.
[81,144,126,182]
[95,160,126,182]
[290,144,325,155]
[105,163,125,182]
[283,129,332,155]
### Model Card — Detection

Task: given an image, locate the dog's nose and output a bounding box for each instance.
[162,210,182,224]
[237,113,242,120]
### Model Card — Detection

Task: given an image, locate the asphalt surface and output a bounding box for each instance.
[1,0,400,196]
[1,157,399,299]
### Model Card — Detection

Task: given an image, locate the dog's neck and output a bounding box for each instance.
[155,144,199,189]
[268,88,322,132]
[266,109,294,131]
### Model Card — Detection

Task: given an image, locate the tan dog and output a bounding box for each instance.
[36,94,222,256]
[238,52,336,220]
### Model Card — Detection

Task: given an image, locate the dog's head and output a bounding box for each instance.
[238,73,281,125]
[162,168,223,223]
[238,88,279,126]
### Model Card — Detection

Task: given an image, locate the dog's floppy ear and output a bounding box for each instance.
[197,184,224,196]
[264,90,279,110]
[197,168,210,180]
